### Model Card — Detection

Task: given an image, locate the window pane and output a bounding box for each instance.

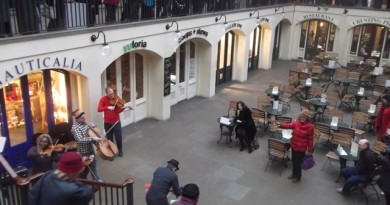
[219,36,226,69]
[106,61,117,92]
[3,79,26,146]
[121,54,131,102]
[299,21,308,48]
[327,24,336,52]
[170,52,177,85]
[179,44,186,83]
[50,71,68,124]
[254,27,260,56]
[226,33,233,67]
[28,72,45,134]
[350,26,361,54]
[135,53,144,99]
[383,28,390,59]
[189,42,196,80]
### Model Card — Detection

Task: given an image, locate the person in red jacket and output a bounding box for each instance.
[97,87,132,157]
[374,95,390,142]
[278,109,314,183]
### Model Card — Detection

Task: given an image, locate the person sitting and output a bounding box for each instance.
[337,139,377,194]
[234,101,257,154]
[359,44,369,60]
[172,183,199,205]
[27,133,58,175]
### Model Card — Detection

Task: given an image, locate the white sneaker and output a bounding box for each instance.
[380,191,385,196]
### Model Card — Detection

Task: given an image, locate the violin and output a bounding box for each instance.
[42,144,67,156]
[109,95,127,109]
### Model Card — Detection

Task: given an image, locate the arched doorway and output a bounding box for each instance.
[101,51,147,126]
[0,69,84,167]
[349,24,390,65]
[216,31,236,86]
[298,20,337,60]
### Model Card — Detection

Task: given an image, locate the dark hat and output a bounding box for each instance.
[167,159,180,170]
[182,183,199,200]
[383,95,390,102]
[58,152,85,173]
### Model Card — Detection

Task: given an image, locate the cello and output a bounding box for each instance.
[87,123,119,160]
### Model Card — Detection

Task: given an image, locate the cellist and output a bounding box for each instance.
[71,109,102,181]
[97,87,132,157]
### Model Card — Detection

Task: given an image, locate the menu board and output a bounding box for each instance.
[164,57,171,96]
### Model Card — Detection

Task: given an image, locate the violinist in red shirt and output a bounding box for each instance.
[97,87,132,157]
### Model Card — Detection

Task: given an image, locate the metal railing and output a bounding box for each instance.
[0,172,134,205]
[1,0,388,38]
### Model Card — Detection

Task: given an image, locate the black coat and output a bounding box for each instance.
[377,156,390,193]
[146,167,181,205]
[234,108,257,141]
[356,148,376,177]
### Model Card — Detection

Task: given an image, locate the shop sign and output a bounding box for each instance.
[225,23,243,31]
[178,28,209,44]
[301,13,335,22]
[350,17,390,27]
[123,40,147,53]
[0,57,82,87]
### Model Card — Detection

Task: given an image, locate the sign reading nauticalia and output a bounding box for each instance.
[350,17,390,27]
[0,57,82,87]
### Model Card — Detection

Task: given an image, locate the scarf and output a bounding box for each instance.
[180,196,198,205]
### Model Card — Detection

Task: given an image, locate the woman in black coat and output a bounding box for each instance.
[234,101,257,153]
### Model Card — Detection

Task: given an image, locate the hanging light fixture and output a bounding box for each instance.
[215,14,228,31]
[91,31,112,57]
[166,21,182,42]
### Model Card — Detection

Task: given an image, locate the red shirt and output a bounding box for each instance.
[97,96,124,123]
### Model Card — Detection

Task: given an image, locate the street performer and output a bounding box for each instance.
[97,87,132,157]
[71,109,102,181]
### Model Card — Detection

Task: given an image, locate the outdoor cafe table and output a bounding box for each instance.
[217,117,236,146]
[265,88,284,101]
[335,146,359,182]
[353,91,370,110]
[323,65,338,81]
[307,98,327,111]
[272,132,291,144]
[324,119,349,131]
[265,107,287,118]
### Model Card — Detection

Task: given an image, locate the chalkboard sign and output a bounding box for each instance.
[164,57,171,96]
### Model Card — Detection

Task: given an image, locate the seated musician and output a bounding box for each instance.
[27,133,59,175]
[71,109,102,182]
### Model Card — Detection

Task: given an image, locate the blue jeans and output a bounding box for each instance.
[104,122,122,152]
[341,166,367,193]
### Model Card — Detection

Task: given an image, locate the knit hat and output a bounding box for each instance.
[299,109,311,120]
[167,159,180,170]
[58,152,85,173]
[182,183,199,200]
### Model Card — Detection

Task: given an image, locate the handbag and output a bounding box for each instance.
[301,155,315,170]
[40,3,56,19]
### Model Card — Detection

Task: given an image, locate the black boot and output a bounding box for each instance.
[240,146,245,151]
[248,146,253,154]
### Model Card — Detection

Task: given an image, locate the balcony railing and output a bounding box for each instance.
[0,172,134,205]
[0,0,389,38]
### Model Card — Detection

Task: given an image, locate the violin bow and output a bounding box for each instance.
[113,86,126,108]
[104,121,120,138]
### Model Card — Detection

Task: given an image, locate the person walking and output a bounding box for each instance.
[278,109,314,183]
[103,0,120,24]
[28,152,94,205]
[374,95,390,142]
[234,101,257,154]
[71,109,102,181]
[97,87,132,157]
[377,148,390,205]
[146,159,182,205]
